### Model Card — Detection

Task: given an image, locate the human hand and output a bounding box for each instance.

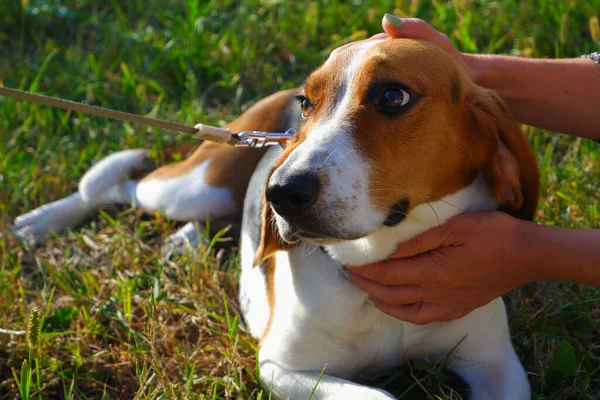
[329,15,484,82]
[346,212,534,325]
[382,14,483,79]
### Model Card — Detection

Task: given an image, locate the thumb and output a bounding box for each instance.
[389,223,451,259]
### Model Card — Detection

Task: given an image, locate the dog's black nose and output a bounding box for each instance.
[266,173,320,217]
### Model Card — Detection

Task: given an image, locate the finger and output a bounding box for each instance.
[347,257,422,284]
[382,16,444,43]
[369,297,440,325]
[388,225,449,259]
[381,16,461,60]
[347,272,425,304]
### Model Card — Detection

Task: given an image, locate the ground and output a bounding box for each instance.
[0,1,599,399]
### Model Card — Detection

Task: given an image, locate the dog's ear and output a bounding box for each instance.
[253,200,293,267]
[466,88,540,221]
[254,140,303,267]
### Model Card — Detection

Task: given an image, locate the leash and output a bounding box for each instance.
[0,86,295,148]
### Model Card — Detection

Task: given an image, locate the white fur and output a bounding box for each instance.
[12,192,93,244]
[79,149,150,204]
[239,231,271,338]
[162,221,203,255]
[12,149,148,244]
[136,160,236,221]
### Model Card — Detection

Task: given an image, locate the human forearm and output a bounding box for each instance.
[518,222,600,286]
[464,54,600,139]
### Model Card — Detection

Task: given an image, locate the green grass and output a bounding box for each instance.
[1,0,599,398]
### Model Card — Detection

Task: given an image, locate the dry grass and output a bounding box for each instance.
[1,214,263,399]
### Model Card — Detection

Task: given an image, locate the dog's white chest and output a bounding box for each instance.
[258,245,406,378]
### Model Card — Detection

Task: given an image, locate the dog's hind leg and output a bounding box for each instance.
[12,149,153,244]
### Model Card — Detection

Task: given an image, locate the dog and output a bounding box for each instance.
[239,38,538,399]
[12,37,539,399]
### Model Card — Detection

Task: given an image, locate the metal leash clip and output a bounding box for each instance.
[232,128,297,147]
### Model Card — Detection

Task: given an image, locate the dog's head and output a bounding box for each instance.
[255,38,539,265]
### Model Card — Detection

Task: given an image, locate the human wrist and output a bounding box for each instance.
[508,219,545,285]
[516,222,600,285]
[462,54,528,101]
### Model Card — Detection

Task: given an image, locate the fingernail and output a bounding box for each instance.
[384,14,404,29]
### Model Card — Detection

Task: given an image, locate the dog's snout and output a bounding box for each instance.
[266,172,320,217]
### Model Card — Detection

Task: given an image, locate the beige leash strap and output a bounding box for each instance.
[0,86,237,145]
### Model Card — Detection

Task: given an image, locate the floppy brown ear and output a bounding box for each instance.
[253,200,293,267]
[467,88,540,221]
[253,140,303,266]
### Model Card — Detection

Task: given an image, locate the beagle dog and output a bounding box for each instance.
[239,38,538,399]
[11,37,539,399]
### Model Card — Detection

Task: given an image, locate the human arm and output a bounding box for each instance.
[520,218,600,286]
[464,54,600,139]
[382,15,600,139]
[346,211,600,325]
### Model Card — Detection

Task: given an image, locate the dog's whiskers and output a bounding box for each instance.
[368,186,465,213]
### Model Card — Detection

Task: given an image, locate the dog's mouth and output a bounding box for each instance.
[277,216,366,245]
[275,198,413,244]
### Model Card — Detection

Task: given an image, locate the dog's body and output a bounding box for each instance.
[13,38,539,399]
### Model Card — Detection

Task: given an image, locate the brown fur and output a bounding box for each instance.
[139,90,300,339]
[259,256,277,344]
[333,40,483,217]
[466,89,540,220]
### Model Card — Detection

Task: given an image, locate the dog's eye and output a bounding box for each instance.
[295,95,313,118]
[379,88,410,111]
